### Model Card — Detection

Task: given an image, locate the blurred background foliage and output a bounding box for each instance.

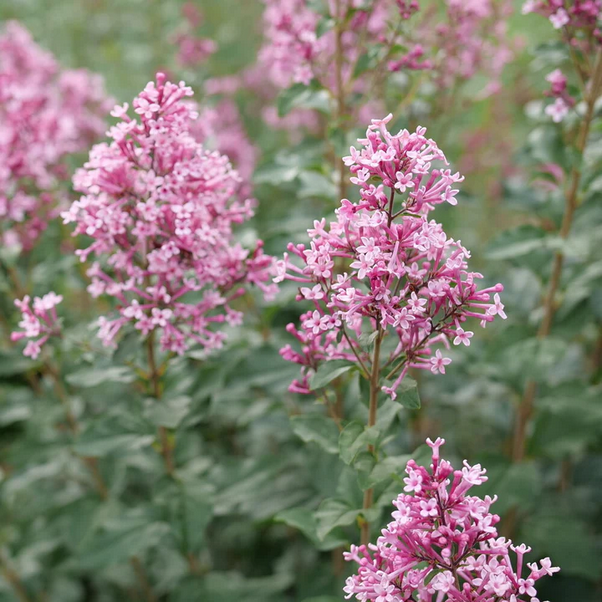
[0,1,601,601]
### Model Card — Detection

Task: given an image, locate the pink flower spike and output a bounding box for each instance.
[63,74,277,354]
[344,439,560,602]
[276,117,505,393]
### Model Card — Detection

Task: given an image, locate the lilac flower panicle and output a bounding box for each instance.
[11,293,63,359]
[276,115,505,399]
[62,73,276,355]
[0,21,111,250]
[344,438,560,602]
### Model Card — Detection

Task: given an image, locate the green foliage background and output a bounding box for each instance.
[0,1,600,601]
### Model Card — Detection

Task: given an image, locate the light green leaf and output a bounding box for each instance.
[145,395,192,429]
[310,360,356,390]
[315,498,360,540]
[290,414,340,454]
[277,82,330,118]
[66,365,135,388]
[394,377,421,409]
[339,422,380,465]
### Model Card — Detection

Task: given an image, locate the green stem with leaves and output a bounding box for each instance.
[360,327,383,546]
[511,48,602,463]
[146,332,174,476]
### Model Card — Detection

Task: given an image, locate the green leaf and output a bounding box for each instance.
[486,225,549,261]
[315,498,360,540]
[179,485,214,553]
[145,395,192,429]
[358,455,410,490]
[316,17,334,37]
[74,433,155,457]
[78,515,170,570]
[74,415,155,457]
[297,170,337,200]
[394,377,421,409]
[310,360,356,390]
[66,365,135,388]
[290,414,340,454]
[0,351,40,377]
[338,422,380,465]
[274,508,347,550]
[277,82,330,118]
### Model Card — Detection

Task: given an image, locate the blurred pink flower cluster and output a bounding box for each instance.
[11,293,63,359]
[258,0,514,106]
[62,73,276,355]
[275,114,505,399]
[0,22,111,251]
[344,438,560,602]
[523,0,601,40]
[172,3,217,68]
[259,0,389,90]
[544,69,575,122]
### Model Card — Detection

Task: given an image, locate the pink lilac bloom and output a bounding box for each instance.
[62,73,276,355]
[545,97,570,122]
[344,437,560,602]
[522,1,602,43]
[390,0,515,96]
[258,0,513,122]
[172,4,216,68]
[0,21,111,250]
[11,293,63,359]
[543,69,575,121]
[275,114,505,399]
[258,0,390,113]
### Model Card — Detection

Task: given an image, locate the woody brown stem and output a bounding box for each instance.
[130,556,157,602]
[0,553,34,602]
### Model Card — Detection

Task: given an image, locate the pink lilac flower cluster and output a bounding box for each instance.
[523,0,602,40]
[543,69,575,122]
[259,0,389,90]
[390,0,514,96]
[0,21,111,250]
[396,1,420,20]
[258,0,513,114]
[62,73,276,355]
[11,293,63,359]
[344,437,560,602]
[172,3,217,68]
[275,114,506,398]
